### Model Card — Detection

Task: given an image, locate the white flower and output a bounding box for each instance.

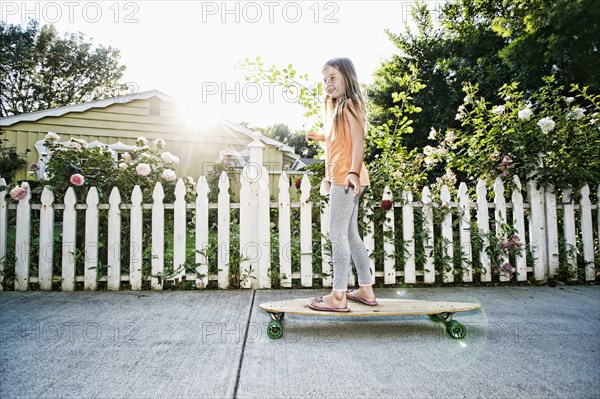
[565,97,575,104]
[154,139,166,150]
[136,136,148,146]
[45,131,60,142]
[428,128,437,140]
[537,117,555,134]
[70,141,82,150]
[186,176,195,185]
[122,152,132,163]
[566,107,586,121]
[423,145,434,156]
[518,107,533,120]
[161,152,180,165]
[463,95,471,104]
[71,138,88,149]
[455,105,466,121]
[119,162,128,170]
[161,169,177,182]
[136,163,151,176]
[491,105,505,115]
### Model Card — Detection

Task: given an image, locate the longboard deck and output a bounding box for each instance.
[259,298,482,317]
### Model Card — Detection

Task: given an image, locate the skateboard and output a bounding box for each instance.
[258,298,482,340]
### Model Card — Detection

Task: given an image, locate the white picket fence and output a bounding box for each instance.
[0,172,598,291]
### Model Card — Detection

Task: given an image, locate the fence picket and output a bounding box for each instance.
[15,182,31,291]
[494,177,509,282]
[151,183,165,290]
[402,191,416,284]
[278,172,292,288]
[39,187,55,290]
[319,180,332,287]
[0,178,7,291]
[239,167,252,289]
[258,166,271,289]
[218,171,230,289]
[458,183,472,282]
[383,186,396,284]
[363,195,376,285]
[528,177,547,281]
[300,174,313,287]
[62,188,77,291]
[440,185,454,283]
[130,186,143,290]
[195,176,210,288]
[107,187,122,290]
[580,185,595,281]
[173,179,187,281]
[477,180,492,282]
[545,185,559,277]
[84,187,99,291]
[422,186,435,283]
[512,177,527,281]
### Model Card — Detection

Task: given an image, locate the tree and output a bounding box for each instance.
[0,20,130,116]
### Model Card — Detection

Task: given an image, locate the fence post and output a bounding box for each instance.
[300,174,313,287]
[130,185,143,290]
[580,184,595,281]
[278,171,292,288]
[458,182,472,282]
[422,186,435,283]
[545,185,559,277]
[0,178,7,291]
[402,190,416,284]
[84,187,99,291]
[511,176,527,281]
[62,188,77,291]
[173,179,187,281]
[494,177,508,282]
[440,185,454,283]
[477,180,491,282]
[14,183,31,291]
[319,178,332,287]
[240,166,252,289]
[195,176,210,288]
[151,183,165,290]
[218,171,231,289]
[258,166,271,289]
[527,177,547,281]
[39,187,55,290]
[107,187,122,291]
[383,186,396,285]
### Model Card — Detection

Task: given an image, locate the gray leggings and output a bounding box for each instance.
[329,184,373,290]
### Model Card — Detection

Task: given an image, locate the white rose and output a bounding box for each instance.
[119,162,128,170]
[423,145,434,156]
[428,128,437,140]
[537,117,555,134]
[70,141,82,150]
[567,107,585,121]
[491,105,505,115]
[136,163,151,176]
[565,97,575,104]
[161,169,177,182]
[518,107,533,120]
[45,131,60,142]
[136,136,148,146]
[154,139,166,150]
[161,152,179,165]
[122,152,132,163]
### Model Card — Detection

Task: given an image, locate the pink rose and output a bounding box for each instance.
[10,185,28,201]
[70,174,85,186]
[136,163,151,176]
[161,169,177,182]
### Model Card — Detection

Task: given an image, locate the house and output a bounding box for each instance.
[0,90,300,197]
[291,157,324,171]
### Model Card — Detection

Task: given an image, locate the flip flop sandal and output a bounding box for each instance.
[346,290,378,306]
[307,295,350,312]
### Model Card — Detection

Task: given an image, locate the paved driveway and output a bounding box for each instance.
[1,286,598,398]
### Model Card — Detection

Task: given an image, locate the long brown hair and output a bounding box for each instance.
[322,57,366,136]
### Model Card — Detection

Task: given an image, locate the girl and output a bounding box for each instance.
[305,57,377,311]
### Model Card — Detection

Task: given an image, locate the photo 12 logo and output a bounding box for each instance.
[200,1,340,24]
[400,0,450,23]
[1,1,141,24]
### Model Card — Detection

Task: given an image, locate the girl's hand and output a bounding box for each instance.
[306,131,324,142]
[344,174,364,197]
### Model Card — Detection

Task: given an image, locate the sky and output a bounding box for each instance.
[1,0,448,131]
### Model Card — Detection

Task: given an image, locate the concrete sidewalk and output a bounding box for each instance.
[1,286,598,399]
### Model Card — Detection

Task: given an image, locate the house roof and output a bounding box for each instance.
[0,89,300,160]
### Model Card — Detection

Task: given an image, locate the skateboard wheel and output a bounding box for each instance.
[267,320,284,339]
[446,320,467,339]
[428,314,441,322]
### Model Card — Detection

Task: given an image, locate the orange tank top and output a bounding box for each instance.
[324,108,370,187]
